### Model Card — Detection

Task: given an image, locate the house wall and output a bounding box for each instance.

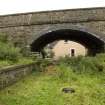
[52,40,87,59]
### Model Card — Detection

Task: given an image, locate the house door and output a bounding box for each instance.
[71,49,75,57]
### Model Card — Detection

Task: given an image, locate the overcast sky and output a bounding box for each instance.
[0,0,105,15]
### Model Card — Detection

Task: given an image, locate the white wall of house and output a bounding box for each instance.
[51,40,87,59]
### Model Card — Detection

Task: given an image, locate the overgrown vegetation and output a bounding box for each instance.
[0,33,21,62]
[0,33,34,68]
[0,33,105,104]
[58,54,105,74]
[0,55,105,105]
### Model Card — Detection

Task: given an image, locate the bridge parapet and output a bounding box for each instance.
[0,7,105,28]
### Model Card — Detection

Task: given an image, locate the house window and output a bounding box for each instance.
[71,49,75,56]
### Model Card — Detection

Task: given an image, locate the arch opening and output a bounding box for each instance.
[31,29,105,56]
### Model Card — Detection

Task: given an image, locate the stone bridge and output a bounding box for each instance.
[0,7,105,55]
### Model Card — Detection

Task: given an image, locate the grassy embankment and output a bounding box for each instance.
[0,55,105,105]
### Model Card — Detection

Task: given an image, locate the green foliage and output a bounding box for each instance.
[58,54,105,74]
[0,33,22,62]
[38,59,53,71]
[0,65,105,105]
[0,33,8,43]
[0,60,11,68]
[1,54,105,104]
[0,42,21,62]
[0,33,35,67]
[0,32,105,105]
[55,64,77,82]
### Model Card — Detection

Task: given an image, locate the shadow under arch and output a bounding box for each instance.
[31,27,105,55]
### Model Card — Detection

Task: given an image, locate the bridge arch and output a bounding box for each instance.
[31,25,105,55]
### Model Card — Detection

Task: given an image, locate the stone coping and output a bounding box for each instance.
[0,7,105,28]
[0,62,37,74]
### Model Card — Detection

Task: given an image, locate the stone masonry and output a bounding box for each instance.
[0,7,105,48]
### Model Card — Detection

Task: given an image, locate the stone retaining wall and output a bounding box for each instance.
[0,63,38,90]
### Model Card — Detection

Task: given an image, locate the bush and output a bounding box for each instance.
[0,33,22,62]
[57,54,105,74]
[0,40,21,62]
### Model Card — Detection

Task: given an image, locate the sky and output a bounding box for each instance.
[0,0,105,15]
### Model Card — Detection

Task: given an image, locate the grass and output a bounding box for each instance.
[0,63,105,105]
